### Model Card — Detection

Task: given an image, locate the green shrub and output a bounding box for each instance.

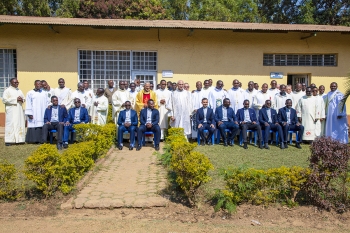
[24,144,61,197]
[0,161,19,200]
[215,165,311,213]
[107,104,114,124]
[160,128,187,166]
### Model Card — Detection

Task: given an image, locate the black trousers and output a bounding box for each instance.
[240,122,262,143]
[41,122,64,144]
[198,123,215,142]
[261,123,284,143]
[282,124,304,143]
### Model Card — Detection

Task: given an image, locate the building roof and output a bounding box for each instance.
[0,15,350,32]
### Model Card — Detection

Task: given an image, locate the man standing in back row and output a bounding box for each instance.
[54,78,72,109]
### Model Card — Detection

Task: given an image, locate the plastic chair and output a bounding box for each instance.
[215,129,234,144]
[261,130,279,146]
[142,131,155,146]
[239,129,257,146]
[288,130,298,144]
[197,129,215,145]
[49,129,57,144]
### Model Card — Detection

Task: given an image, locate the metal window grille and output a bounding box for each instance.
[263,54,337,66]
[78,50,157,90]
[0,49,17,97]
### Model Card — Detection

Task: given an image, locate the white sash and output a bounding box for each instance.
[58,88,70,105]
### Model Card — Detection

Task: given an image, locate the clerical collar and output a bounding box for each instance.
[34,89,42,92]
[232,87,238,90]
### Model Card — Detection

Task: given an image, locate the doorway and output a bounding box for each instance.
[287,74,311,88]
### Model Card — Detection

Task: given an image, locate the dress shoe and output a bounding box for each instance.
[284,143,288,149]
[155,145,160,151]
[136,145,142,151]
[259,142,263,149]
[118,145,123,150]
[207,140,212,146]
[63,143,68,149]
[280,142,285,149]
[5,143,11,146]
[228,141,234,147]
[243,142,248,149]
[264,144,270,149]
[129,146,133,150]
[201,140,206,146]
[296,143,301,149]
[224,141,228,147]
[57,143,62,150]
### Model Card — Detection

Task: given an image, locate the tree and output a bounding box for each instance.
[21,0,51,16]
[0,0,20,15]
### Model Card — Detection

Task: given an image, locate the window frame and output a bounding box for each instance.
[263,53,337,67]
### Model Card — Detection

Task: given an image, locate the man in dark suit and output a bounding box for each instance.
[41,96,68,149]
[278,99,304,149]
[117,101,138,150]
[236,99,263,149]
[196,98,215,145]
[215,98,239,147]
[62,98,89,148]
[137,99,161,151]
[259,100,285,149]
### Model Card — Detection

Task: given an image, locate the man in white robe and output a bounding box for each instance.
[191,81,206,139]
[2,78,26,145]
[83,80,94,98]
[112,81,134,124]
[324,82,348,144]
[54,78,72,109]
[128,83,138,107]
[208,80,228,113]
[90,88,109,126]
[252,83,273,115]
[168,80,193,136]
[41,80,54,106]
[201,80,211,99]
[268,80,279,103]
[25,80,48,143]
[319,85,327,135]
[71,82,92,110]
[274,84,292,111]
[228,79,247,113]
[245,81,258,108]
[292,83,304,109]
[156,80,172,140]
[296,87,318,142]
[312,86,325,137]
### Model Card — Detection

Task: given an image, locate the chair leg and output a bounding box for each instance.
[211,133,215,145]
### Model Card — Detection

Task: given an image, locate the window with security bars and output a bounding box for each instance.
[79,50,157,91]
[263,54,337,66]
[0,49,17,97]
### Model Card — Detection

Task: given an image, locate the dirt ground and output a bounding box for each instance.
[1,198,350,233]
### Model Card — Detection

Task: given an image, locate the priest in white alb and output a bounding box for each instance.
[112,81,134,124]
[208,80,228,112]
[2,78,26,146]
[71,82,92,110]
[252,83,273,115]
[296,87,318,142]
[25,80,48,143]
[90,88,109,125]
[274,84,292,111]
[201,80,212,99]
[292,83,304,109]
[245,81,258,108]
[324,82,348,144]
[156,80,172,140]
[168,80,193,137]
[227,79,247,113]
[54,78,72,109]
[312,86,325,137]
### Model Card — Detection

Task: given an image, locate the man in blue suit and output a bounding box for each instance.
[62,98,89,148]
[137,99,161,151]
[259,100,285,149]
[41,96,68,149]
[215,98,239,147]
[117,101,138,150]
[278,99,304,149]
[196,98,215,146]
[237,99,263,149]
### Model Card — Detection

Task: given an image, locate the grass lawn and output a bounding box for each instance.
[195,142,311,198]
[0,138,40,190]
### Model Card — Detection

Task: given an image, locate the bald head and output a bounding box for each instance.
[177,80,184,91]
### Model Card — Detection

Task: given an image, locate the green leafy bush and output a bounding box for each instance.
[160,128,187,166]
[0,161,19,200]
[215,165,311,213]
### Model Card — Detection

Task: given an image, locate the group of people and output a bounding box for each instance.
[2,76,348,151]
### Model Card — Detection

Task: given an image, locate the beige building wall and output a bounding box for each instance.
[0,24,349,125]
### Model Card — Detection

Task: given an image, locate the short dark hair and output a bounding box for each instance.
[202,98,208,101]
[147,99,154,103]
[10,77,17,83]
[223,98,230,102]
[51,95,58,100]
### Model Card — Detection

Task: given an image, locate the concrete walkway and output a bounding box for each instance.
[70,145,169,209]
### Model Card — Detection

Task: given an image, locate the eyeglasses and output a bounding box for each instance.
[74,101,81,103]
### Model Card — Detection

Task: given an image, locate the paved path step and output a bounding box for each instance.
[70,145,168,209]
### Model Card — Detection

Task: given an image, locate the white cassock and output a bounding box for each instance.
[296,96,318,141]
[245,89,258,108]
[292,91,304,109]
[314,95,325,137]
[84,88,94,97]
[191,89,206,139]
[54,87,73,108]
[273,93,292,111]
[42,89,54,106]
[71,90,92,110]
[90,95,109,126]
[25,90,48,143]
[201,88,211,99]
[168,90,193,136]
[208,88,228,113]
[111,90,133,124]
[129,90,138,108]
[324,90,348,144]
[227,88,247,114]
[156,88,172,139]
[268,88,279,103]
[252,91,273,115]
[320,94,327,136]
[2,86,26,143]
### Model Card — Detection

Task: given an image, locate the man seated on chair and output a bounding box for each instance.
[258,100,285,150]
[117,100,138,151]
[136,99,161,151]
[63,98,89,148]
[215,98,239,147]
[41,96,68,150]
[236,99,263,149]
[196,98,215,146]
[278,99,303,149]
